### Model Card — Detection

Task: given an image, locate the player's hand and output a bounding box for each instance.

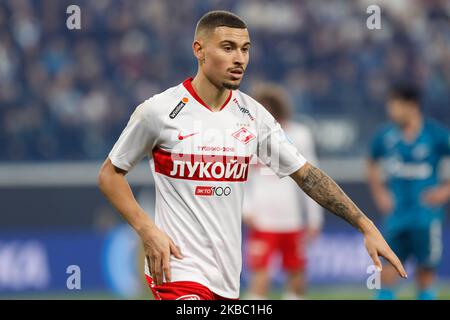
[363,221,407,279]
[374,189,393,215]
[141,226,183,286]
[422,186,450,207]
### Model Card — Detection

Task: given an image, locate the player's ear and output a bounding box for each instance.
[193,39,205,63]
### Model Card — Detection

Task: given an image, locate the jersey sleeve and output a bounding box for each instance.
[108,99,160,171]
[255,105,307,178]
[369,130,386,161]
[434,122,450,157]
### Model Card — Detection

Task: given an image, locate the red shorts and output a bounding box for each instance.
[246,229,306,271]
[145,275,237,300]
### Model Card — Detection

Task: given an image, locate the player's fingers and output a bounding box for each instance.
[162,252,171,283]
[151,261,159,285]
[152,254,163,286]
[384,251,408,279]
[169,240,183,259]
[369,251,383,272]
[146,255,152,277]
[147,255,156,283]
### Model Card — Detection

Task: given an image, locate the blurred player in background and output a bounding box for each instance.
[243,85,323,300]
[367,84,450,300]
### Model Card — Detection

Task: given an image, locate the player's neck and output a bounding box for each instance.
[191,73,230,112]
[402,113,423,142]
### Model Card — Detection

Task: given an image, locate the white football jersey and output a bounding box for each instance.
[243,123,324,232]
[108,78,307,298]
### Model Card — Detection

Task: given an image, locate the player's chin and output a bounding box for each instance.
[222,79,242,90]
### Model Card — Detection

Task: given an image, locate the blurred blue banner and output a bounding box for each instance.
[1,227,449,296]
[0,231,105,294]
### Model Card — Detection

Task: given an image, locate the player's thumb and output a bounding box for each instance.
[169,239,183,259]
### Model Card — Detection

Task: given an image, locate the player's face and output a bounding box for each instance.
[200,27,250,90]
[386,98,413,126]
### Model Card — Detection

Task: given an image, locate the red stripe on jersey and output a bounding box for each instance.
[153,147,250,182]
[183,77,232,112]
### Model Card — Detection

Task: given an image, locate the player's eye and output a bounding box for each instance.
[242,47,249,53]
[224,46,232,52]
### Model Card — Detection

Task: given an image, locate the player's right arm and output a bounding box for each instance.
[98,159,182,286]
[98,100,182,286]
[367,159,393,214]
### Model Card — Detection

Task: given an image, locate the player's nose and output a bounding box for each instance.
[233,50,246,66]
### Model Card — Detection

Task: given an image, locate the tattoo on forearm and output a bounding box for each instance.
[296,164,366,229]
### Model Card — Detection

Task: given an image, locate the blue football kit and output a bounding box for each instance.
[370,119,450,268]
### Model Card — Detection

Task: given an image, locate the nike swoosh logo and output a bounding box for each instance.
[178,132,199,140]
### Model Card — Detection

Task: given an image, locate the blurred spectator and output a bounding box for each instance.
[0,0,449,161]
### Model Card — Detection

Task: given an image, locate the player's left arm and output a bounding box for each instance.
[423,125,450,206]
[290,162,407,278]
[422,179,450,206]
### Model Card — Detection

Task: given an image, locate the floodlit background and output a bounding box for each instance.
[0,0,449,299]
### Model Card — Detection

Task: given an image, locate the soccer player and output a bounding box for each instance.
[98,10,407,300]
[243,84,323,300]
[367,84,450,300]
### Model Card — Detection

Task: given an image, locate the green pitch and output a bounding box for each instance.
[3,282,450,300]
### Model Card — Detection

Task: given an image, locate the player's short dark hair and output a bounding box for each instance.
[195,10,247,37]
[388,83,421,104]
